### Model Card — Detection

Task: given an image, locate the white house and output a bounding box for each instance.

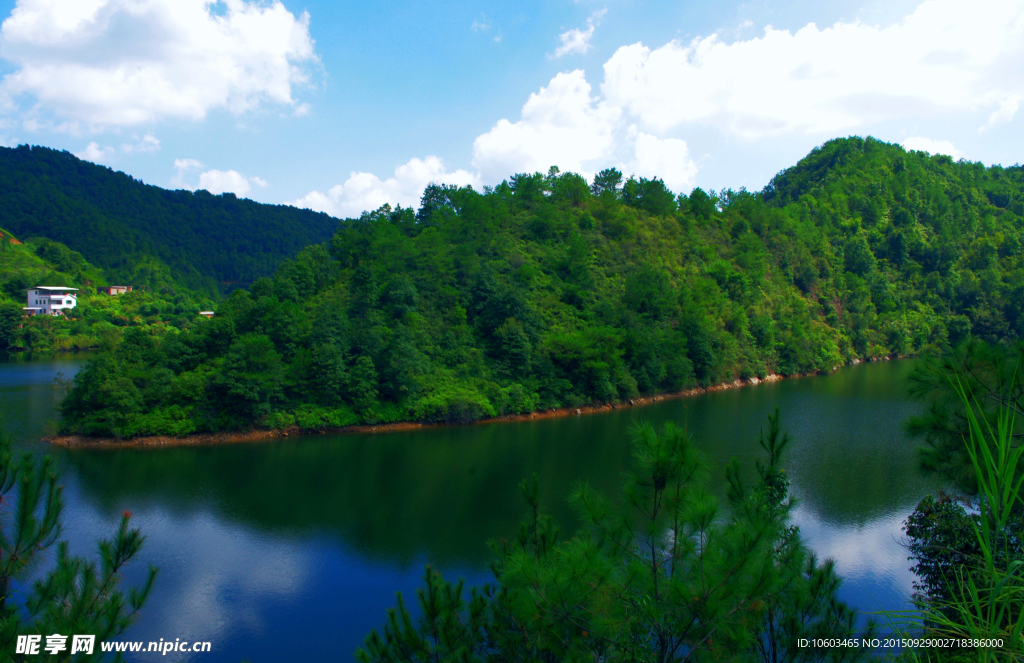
[24,286,78,316]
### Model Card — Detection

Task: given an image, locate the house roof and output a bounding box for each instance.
[31,286,79,291]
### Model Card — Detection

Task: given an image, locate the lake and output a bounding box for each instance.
[0,354,941,661]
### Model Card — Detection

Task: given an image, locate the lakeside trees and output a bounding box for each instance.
[56,136,1024,438]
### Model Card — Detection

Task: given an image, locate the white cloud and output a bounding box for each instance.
[173,157,202,171]
[291,156,478,218]
[902,136,964,159]
[198,169,265,197]
[624,131,698,192]
[472,70,621,183]
[551,9,606,59]
[0,0,319,127]
[170,158,264,196]
[293,0,1019,219]
[171,157,202,187]
[471,19,489,32]
[75,141,113,163]
[121,133,160,154]
[601,0,1024,138]
[983,94,1021,131]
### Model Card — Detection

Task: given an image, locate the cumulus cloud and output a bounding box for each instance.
[170,158,264,196]
[623,131,698,192]
[121,133,160,154]
[173,157,202,171]
[293,0,1019,218]
[601,0,1024,138]
[902,136,964,159]
[198,169,267,197]
[0,0,319,127]
[551,9,606,58]
[171,157,202,188]
[75,141,114,163]
[291,156,478,218]
[472,70,622,183]
[983,94,1021,131]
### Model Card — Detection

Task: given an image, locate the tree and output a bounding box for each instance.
[217,333,285,417]
[0,416,156,657]
[590,167,623,199]
[843,236,875,277]
[417,184,463,226]
[905,339,1024,491]
[550,171,590,207]
[622,176,677,217]
[899,372,1024,659]
[686,187,716,220]
[0,302,22,349]
[357,411,874,662]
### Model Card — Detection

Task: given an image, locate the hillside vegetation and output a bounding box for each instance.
[0,145,339,295]
[59,137,1024,438]
[0,229,213,352]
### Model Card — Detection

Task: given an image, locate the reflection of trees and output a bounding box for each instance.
[64,361,936,565]
[64,417,635,566]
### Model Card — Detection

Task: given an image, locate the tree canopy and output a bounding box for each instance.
[57,136,1024,438]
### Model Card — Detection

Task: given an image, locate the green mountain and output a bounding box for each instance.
[0,145,339,295]
[59,136,1024,438]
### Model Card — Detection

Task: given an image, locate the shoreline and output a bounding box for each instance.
[48,355,899,449]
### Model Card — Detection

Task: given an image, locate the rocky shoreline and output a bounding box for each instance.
[48,356,899,449]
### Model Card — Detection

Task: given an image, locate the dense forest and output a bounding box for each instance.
[0,229,213,351]
[0,145,339,295]
[59,136,1024,438]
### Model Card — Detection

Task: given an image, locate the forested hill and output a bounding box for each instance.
[0,145,339,295]
[761,136,1024,341]
[60,136,1024,438]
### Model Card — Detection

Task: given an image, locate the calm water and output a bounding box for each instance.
[0,354,941,661]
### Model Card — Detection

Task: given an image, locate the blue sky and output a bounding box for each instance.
[0,0,1019,218]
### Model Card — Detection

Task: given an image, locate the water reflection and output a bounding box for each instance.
[2,357,941,661]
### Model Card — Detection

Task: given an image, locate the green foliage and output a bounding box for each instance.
[0,415,156,658]
[622,176,677,216]
[357,412,876,662]
[897,373,1024,661]
[905,339,1024,492]
[0,228,214,353]
[0,145,338,295]
[58,137,1024,437]
[408,382,496,424]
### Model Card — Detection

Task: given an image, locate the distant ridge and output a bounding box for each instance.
[0,145,339,295]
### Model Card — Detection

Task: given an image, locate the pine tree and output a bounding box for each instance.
[0,415,156,660]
